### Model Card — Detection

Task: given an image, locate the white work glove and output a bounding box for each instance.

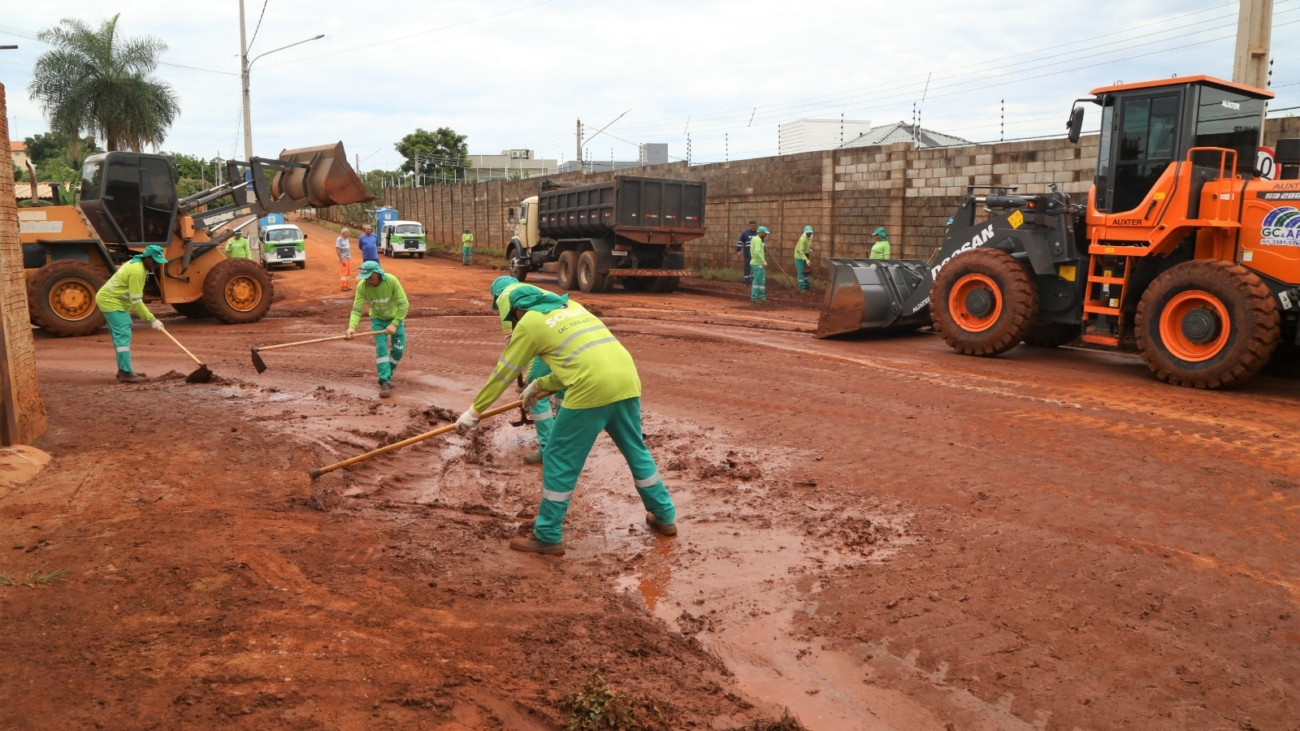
[520,380,542,409]
[345,327,356,340]
[151,319,165,331]
[455,408,481,434]
[384,323,398,335]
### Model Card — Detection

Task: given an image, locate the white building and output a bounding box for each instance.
[778,118,874,154]
[465,149,558,181]
[838,122,971,150]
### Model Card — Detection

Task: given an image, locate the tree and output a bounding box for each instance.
[28,14,180,153]
[395,127,468,180]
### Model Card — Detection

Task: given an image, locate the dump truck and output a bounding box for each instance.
[18,142,372,336]
[819,75,1300,389]
[505,176,705,293]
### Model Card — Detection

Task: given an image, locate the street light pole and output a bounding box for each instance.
[238,0,323,161]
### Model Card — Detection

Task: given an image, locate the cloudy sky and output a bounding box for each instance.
[1,0,1297,172]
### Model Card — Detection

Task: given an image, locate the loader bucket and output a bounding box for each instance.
[273,142,374,208]
[815,258,935,338]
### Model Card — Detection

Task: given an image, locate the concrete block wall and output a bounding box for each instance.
[0,84,48,445]
[317,118,1295,273]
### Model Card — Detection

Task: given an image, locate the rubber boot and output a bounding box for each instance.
[117,370,148,384]
[524,449,543,464]
[646,512,677,536]
[379,381,392,399]
[509,535,565,555]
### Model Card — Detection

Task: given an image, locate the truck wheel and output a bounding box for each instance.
[557,251,579,290]
[296,261,306,269]
[577,251,609,293]
[1021,323,1080,348]
[171,301,212,319]
[508,245,529,283]
[1135,260,1279,389]
[28,260,107,337]
[931,247,1038,356]
[418,252,425,259]
[648,276,680,293]
[203,258,273,324]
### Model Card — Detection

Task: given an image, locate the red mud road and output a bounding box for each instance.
[2,217,1298,730]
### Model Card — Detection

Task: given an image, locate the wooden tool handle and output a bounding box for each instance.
[310,397,546,478]
[257,330,386,353]
[161,328,203,366]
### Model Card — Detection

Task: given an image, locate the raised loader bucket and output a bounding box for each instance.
[273,142,374,208]
[815,258,935,338]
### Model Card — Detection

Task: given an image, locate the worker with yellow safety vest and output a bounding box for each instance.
[94,245,169,383]
[457,284,676,554]
[490,275,561,464]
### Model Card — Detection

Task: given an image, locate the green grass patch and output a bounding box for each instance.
[694,266,745,282]
[561,670,669,731]
[0,569,69,589]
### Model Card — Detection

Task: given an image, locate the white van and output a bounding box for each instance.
[382,221,427,258]
[261,223,307,269]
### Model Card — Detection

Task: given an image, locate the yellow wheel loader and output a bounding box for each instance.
[17,142,372,337]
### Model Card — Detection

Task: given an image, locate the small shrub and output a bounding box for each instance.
[561,669,668,731]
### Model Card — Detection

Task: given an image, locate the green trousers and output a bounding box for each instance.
[527,357,560,451]
[750,265,766,301]
[371,317,405,384]
[462,245,473,265]
[535,397,674,544]
[103,310,134,371]
[796,259,810,291]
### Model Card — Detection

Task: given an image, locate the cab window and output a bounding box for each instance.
[1194,87,1264,173]
[1111,93,1180,213]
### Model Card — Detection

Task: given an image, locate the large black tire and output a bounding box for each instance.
[647,275,680,293]
[931,247,1038,356]
[508,244,529,283]
[28,260,107,337]
[171,301,212,319]
[1022,322,1081,348]
[576,250,610,293]
[296,260,306,270]
[557,251,579,290]
[418,252,425,259]
[1135,260,1279,389]
[203,258,274,324]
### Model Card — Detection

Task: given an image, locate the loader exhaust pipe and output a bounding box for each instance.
[272,141,374,208]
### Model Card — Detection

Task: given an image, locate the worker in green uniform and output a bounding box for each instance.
[870,227,892,259]
[794,225,814,292]
[95,244,169,383]
[461,227,474,266]
[223,228,252,260]
[456,285,676,555]
[750,226,768,302]
[490,275,561,465]
[346,260,408,399]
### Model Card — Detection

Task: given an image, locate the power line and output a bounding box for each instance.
[247,0,270,54]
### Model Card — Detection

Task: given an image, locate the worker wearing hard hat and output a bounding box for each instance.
[456,285,676,555]
[794,225,814,292]
[345,260,408,399]
[490,275,563,465]
[223,228,252,260]
[462,227,475,266]
[750,226,769,302]
[95,245,169,383]
[870,227,892,259]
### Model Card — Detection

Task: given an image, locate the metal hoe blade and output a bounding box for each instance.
[186,364,215,384]
[251,347,268,374]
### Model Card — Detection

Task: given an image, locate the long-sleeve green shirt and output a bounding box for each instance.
[870,239,891,259]
[94,259,155,322]
[794,234,813,261]
[472,300,639,413]
[224,236,252,260]
[750,235,766,266]
[461,232,474,249]
[349,273,409,329]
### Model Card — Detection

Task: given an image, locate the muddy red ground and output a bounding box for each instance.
[2,217,1297,730]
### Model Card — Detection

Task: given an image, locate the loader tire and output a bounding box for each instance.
[203,258,273,325]
[557,251,579,290]
[28,260,107,337]
[1022,323,1081,348]
[932,247,1038,356]
[1135,260,1279,389]
[171,301,212,319]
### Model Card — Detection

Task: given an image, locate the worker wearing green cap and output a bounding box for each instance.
[456,285,677,555]
[750,226,769,302]
[223,228,252,260]
[95,245,169,383]
[794,225,814,292]
[462,227,474,266]
[870,227,891,259]
[346,260,408,399]
[490,275,563,464]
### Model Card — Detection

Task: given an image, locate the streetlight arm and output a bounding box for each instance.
[249,34,324,69]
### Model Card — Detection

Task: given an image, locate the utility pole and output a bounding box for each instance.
[239,0,253,161]
[576,119,583,168]
[1233,0,1273,89]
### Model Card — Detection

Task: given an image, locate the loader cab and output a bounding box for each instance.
[1086,76,1269,215]
[79,152,178,246]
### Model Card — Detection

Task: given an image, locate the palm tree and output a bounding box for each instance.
[28,15,180,153]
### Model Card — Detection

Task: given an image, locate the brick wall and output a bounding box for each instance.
[317,117,1296,272]
[0,84,48,445]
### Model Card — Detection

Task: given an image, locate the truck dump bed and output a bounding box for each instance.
[539,176,706,242]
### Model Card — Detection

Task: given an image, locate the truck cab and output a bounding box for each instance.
[512,196,540,252]
[381,221,427,258]
[260,223,307,269]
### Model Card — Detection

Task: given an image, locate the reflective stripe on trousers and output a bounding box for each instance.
[371,317,406,383]
[103,310,134,372]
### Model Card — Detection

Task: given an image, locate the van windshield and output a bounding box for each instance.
[394,224,423,235]
[265,228,302,243]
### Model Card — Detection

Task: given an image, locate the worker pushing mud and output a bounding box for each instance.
[94,244,169,383]
[457,284,677,555]
[491,276,561,464]
[345,260,408,399]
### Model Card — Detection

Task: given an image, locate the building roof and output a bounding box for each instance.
[838,122,972,150]
[11,141,26,152]
[14,183,57,199]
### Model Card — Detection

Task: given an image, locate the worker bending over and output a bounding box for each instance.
[457,285,677,555]
[794,225,814,292]
[490,276,562,465]
[461,227,474,266]
[346,260,408,399]
[95,245,169,383]
[750,226,768,302]
[870,227,891,259]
